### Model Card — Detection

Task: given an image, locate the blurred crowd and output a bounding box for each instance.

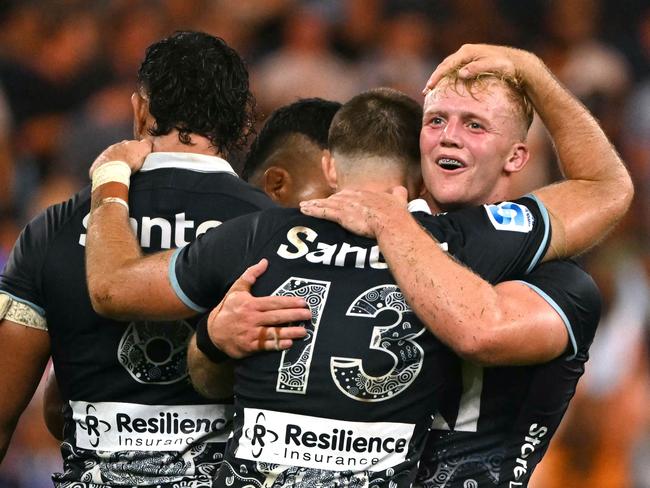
[0,0,648,486]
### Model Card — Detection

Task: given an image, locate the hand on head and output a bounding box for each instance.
[423,44,531,94]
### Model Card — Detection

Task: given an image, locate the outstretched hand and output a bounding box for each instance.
[206,259,311,359]
[299,187,409,239]
[89,139,153,178]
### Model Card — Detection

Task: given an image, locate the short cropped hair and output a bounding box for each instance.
[137,31,255,155]
[328,88,422,167]
[241,98,341,181]
[442,67,535,139]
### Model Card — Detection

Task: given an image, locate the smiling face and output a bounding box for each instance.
[420,78,530,211]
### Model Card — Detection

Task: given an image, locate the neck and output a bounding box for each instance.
[148,131,221,157]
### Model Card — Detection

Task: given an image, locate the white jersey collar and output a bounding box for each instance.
[407,198,432,215]
[140,152,238,176]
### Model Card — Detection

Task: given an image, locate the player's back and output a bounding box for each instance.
[1,153,274,487]
[210,209,457,487]
[170,198,554,488]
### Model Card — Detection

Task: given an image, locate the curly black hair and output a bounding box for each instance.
[137,31,255,156]
[241,98,341,181]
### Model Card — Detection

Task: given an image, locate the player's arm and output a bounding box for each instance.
[0,297,50,462]
[425,44,633,260]
[85,141,197,320]
[86,141,312,333]
[186,259,310,391]
[43,365,64,441]
[187,331,234,400]
[300,191,579,365]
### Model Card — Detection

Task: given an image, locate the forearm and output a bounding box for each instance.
[374,209,502,361]
[86,182,142,317]
[518,51,633,258]
[187,335,234,399]
[86,169,191,320]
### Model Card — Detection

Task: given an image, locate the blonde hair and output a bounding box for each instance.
[440,66,534,140]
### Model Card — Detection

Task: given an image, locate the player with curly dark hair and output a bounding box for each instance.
[137,31,255,156]
[0,31,280,488]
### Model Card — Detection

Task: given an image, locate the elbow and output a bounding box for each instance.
[608,169,635,221]
[618,172,635,215]
[87,277,122,318]
[451,314,503,366]
[454,332,496,366]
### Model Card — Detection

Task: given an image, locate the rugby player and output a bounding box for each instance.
[85,87,561,487]
[0,31,312,487]
[83,44,624,484]
[242,98,341,207]
[299,44,633,487]
[39,96,343,431]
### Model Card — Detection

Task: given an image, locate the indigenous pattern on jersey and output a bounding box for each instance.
[415,259,601,488]
[0,153,275,487]
[171,196,551,487]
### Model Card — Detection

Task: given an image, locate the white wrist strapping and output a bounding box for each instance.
[91,161,132,192]
[99,197,129,211]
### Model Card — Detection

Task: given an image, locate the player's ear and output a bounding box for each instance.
[131,92,152,140]
[262,166,292,205]
[504,142,529,174]
[321,150,338,190]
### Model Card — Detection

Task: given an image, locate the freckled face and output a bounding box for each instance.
[420,81,524,210]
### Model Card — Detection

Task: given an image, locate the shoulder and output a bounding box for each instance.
[520,259,602,357]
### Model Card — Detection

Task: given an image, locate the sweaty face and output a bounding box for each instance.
[420,81,526,210]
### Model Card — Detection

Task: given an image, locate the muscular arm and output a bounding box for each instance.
[86,142,312,343]
[86,197,190,320]
[425,44,634,259]
[379,215,567,366]
[300,44,626,365]
[307,194,568,365]
[85,141,195,320]
[0,319,50,462]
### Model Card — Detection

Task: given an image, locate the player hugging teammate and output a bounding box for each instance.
[0,32,633,488]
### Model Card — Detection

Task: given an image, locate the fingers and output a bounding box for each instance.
[89,139,153,178]
[262,338,294,351]
[254,308,312,325]
[299,202,339,222]
[257,326,307,352]
[423,44,522,94]
[254,295,307,311]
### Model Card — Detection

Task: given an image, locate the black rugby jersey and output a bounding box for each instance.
[171,196,551,488]
[0,153,274,488]
[415,259,601,488]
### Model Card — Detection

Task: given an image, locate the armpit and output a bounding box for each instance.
[0,293,48,331]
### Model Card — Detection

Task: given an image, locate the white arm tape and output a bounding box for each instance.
[0,293,48,331]
[91,161,131,192]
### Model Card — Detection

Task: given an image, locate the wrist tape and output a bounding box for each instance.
[195,314,230,363]
[91,161,131,192]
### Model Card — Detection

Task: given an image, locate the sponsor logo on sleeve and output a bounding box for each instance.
[236,408,414,472]
[72,401,232,451]
[508,423,548,487]
[484,202,534,233]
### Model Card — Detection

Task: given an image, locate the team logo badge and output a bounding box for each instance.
[484,202,534,233]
